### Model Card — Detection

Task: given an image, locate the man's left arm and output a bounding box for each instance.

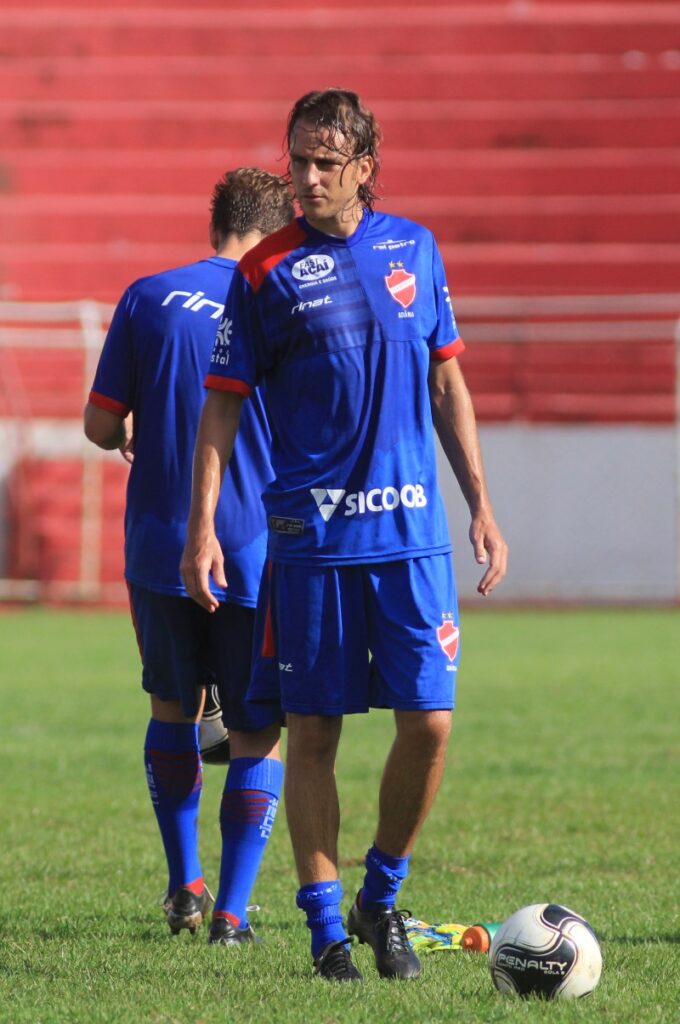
[83,404,134,464]
[428,355,508,596]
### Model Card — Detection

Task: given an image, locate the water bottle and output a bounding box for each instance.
[461,922,501,953]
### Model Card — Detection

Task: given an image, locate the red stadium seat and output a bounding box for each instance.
[1,1,679,601]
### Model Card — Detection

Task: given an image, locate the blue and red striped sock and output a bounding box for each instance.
[144,719,204,896]
[213,757,283,929]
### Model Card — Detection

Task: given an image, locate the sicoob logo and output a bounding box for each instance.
[311,484,427,522]
[292,254,335,283]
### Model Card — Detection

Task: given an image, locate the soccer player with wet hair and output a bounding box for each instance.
[183,91,508,980]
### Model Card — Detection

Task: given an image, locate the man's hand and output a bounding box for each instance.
[180,530,227,613]
[469,511,508,597]
[181,389,244,611]
[119,416,134,464]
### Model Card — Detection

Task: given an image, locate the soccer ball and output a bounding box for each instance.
[199,683,231,765]
[488,903,602,1000]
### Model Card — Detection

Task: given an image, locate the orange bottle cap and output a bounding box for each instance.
[461,925,491,952]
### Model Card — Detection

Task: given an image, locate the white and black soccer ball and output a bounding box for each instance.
[199,683,230,765]
[489,903,602,1000]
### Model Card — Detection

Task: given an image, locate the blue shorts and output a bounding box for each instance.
[128,582,279,732]
[249,554,460,716]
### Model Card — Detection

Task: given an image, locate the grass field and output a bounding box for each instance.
[0,607,678,1024]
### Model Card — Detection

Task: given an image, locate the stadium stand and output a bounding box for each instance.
[1,2,679,298]
[0,1,678,599]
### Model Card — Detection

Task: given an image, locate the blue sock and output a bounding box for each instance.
[359,844,410,910]
[144,719,203,895]
[214,757,283,929]
[296,880,347,958]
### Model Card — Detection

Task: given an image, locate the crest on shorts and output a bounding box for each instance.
[436,617,459,662]
[385,263,416,309]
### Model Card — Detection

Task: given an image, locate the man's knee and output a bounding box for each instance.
[394,709,452,752]
[150,694,203,724]
[229,722,281,761]
[287,713,342,765]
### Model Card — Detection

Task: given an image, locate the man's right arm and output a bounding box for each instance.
[180,388,243,612]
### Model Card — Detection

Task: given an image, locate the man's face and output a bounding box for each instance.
[289,118,373,235]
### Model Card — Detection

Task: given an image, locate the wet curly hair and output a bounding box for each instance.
[285,88,382,209]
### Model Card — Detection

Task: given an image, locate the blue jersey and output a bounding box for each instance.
[205,212,463,566]
[89,257,273,603]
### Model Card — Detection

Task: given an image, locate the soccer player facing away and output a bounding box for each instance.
[84,169,295,945]
[181,90,508,980]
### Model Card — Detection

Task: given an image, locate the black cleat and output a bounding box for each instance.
[208,917,261,946]
[313,940,363,982]
[347,901,421,980]
[164,885,214,935]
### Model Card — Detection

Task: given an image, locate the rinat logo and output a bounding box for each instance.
[291,295,332,315]
[311,484,427,521]
[161,290,224,320]
[292,254,335,282]
[443,286,457,332]
[259,796,279,840]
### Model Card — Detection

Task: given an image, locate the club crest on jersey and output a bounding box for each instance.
[385,263,416,309]
[437,616,459,662]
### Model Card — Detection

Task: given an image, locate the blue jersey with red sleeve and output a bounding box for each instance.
[89,256,273,603]
[205,212,463,565]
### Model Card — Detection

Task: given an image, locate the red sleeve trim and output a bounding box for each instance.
[204,375,253,398]
[88,390,129,416]
[430,338,465,361]
[239,221,308,293]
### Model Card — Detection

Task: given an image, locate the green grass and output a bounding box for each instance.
[0,607,678,1023]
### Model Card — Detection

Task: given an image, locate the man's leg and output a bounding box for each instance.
[145,693,213,934]
[285,713,342,885]
[347,708,452,979]
[376,708,452,858]
[130,584,214,934]
[209,723,282,945]
[261,564,365,979]
[206,600,285,946]
[285,713,360,980]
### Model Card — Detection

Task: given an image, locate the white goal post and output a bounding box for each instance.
[0,299,114,602]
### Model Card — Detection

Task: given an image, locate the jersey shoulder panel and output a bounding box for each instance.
[370,210,434,239]
[126,261,196,294]
[128,259,216,295]
[238,221,308,293]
